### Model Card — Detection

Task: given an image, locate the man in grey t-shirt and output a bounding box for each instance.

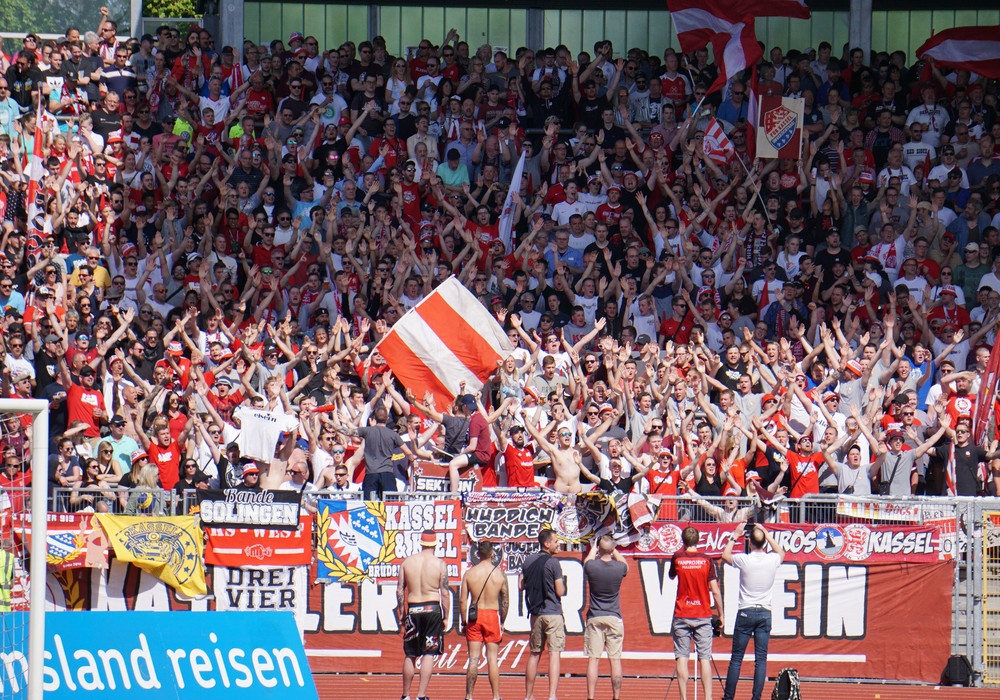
[865,422,947,497]
[334,406,414,500]
[583,535,628,700]
[520,529,565,700]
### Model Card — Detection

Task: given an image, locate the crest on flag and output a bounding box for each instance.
[756,96,805,159]
[315,500,396,582]
[763,104,797,150]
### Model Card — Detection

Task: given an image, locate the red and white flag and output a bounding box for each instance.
[756,95,805,159]
[736,0,810,19]
[375,277,514,408]
[917,26,1000,80]
[25,99,50,264]
[973,337,1000,445]
[703,118,734,165]
[669,0,762,94]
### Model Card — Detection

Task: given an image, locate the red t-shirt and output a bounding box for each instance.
[660,313,696,345]
[67,382,105,438]
[504,442,536,488]
[787,451,822,498]
[669,549,717,618]
[148,439,182,491]
[468,412,492,462]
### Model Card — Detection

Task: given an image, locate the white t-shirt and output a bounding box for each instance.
[729,550,783,609]
[233,406,299,461]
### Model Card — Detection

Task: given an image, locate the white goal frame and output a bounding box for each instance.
[0,399,49,700]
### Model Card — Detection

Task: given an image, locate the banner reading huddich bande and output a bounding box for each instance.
[756,95,804,159]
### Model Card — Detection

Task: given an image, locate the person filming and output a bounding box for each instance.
[721,522,784,700]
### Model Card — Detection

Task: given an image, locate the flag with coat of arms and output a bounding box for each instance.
[755,95,806,159]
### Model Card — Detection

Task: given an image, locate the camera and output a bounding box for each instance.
[711,615,722,637]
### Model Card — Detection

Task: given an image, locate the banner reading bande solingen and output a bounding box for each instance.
[196,489,303,530]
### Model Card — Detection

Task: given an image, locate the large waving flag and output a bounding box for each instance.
[669,0,762,94]
[737,0,810,19]
[97,515,206,597]
[376,277,514,408]
[498,151,526,254]
[916,27,1000,79]
[973,338,1000,444]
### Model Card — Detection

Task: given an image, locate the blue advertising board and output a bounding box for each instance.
[0,612,317,700]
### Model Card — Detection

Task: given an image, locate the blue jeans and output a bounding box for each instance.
[723,606,771,700]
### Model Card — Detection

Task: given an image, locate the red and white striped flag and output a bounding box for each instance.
[25,99,49,265]
[703,118,734,165]
[375,277,514,408]
[917,26,1000,80]
[737,0,810,19]
[669,0,762,94]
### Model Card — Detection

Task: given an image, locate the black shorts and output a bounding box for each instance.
[403,602,444,658]
[467,452,489,468]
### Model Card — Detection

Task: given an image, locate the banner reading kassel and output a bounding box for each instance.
[197,489,303,531]
[47,546,953,684]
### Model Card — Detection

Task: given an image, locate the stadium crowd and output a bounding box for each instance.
[1,14,1000,520]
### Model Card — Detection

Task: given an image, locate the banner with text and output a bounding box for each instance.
[620,521,952,563]
[204,515,313,568]
[46,554,952,684]
[2,611,317,700]
[196,489,303,530]
[315,499,463,583]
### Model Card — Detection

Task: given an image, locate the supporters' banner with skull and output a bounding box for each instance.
[12,511,108,570]
[756,96,805,159]
[195,488,303,530]
[315,499,463,583]
[204,515,313,568]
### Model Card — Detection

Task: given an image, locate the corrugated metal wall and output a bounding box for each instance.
[243,4,1000,63]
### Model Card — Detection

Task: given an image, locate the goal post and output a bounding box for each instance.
[0,399,49,700]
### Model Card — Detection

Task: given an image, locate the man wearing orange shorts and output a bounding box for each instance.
[460,541,509,700]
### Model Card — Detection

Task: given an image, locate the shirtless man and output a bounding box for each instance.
[522,410,584,493]
[398,529,450,700]
[460,541,510,700]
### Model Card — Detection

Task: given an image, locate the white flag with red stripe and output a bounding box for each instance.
[669,0,762,94]
[498,151,526,254]
[703,118,734,165]
[375,277,514,408]
[917,26,1000,80]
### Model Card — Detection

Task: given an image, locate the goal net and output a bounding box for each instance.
[0,400,50,700]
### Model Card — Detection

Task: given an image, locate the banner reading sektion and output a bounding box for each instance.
[196,489,303,530]
[621,521,951,563]
[204,515,313,568]
[315,499,463,583]
[411,460,484,492]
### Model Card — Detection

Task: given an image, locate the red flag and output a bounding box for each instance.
[703,118,734,165]
[916,26,1000,80]
[973,337,1000,444]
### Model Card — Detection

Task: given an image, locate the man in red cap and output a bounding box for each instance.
[398,529,449,700]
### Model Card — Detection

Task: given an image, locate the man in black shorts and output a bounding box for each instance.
[398,529,450,700]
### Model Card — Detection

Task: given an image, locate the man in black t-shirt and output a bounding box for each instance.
[520,529,566,700]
